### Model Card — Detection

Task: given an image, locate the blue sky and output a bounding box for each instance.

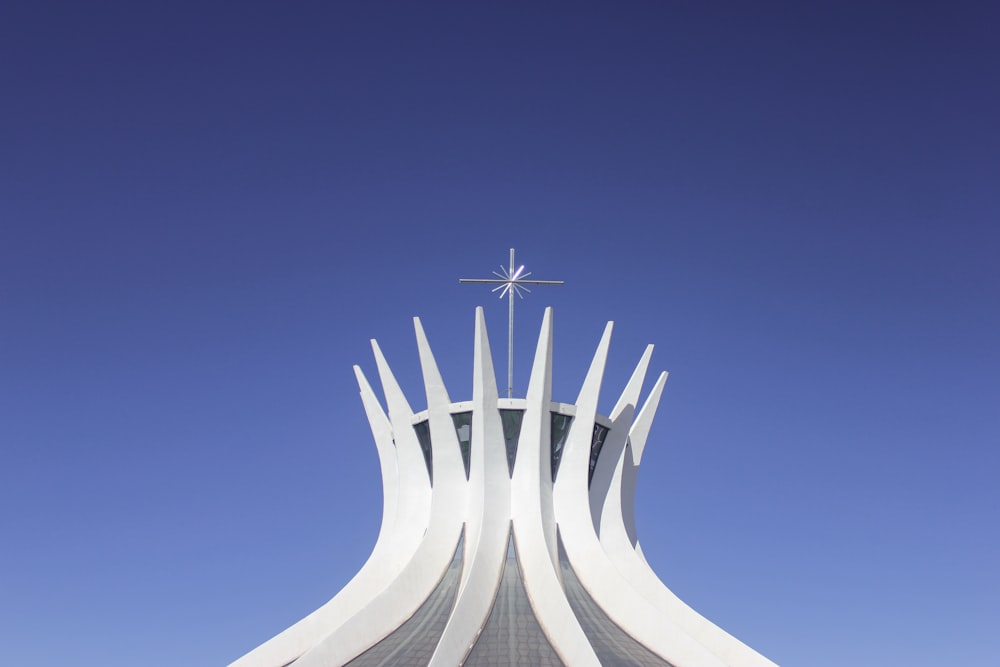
[1,2,998,665]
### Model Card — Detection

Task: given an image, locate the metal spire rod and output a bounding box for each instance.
[460,248,564,397]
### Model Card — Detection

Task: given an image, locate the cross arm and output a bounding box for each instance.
[459,279,564,285]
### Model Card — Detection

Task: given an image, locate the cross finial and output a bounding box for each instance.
[460,249,565,397]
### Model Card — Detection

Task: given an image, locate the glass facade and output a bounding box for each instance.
[412,420,433,484]
[587,423,610,487]
[414,410,592,485]
[558,536,674,667]
[464,531,564,666]
[451,412,473,479]
[344,532,465,666]
[550,412,574,482]
[499,409,525,476]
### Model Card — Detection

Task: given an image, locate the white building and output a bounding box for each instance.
[230,307,777,666]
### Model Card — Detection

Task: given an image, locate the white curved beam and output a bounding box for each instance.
[355,365,400,562]
[588,344,652,536]
[228,366,404,667]
[599,374,779,667]
[370,338,434,573]
[611,370,667,549]
[292,330,467,665]
[553,326,727,667]
[511,308,602,667]
[429,307,510,665]
[413,315,467,509]
[628,368,664,466]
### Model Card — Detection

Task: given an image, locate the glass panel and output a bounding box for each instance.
[451,412,472,479]
[558,536,675,667]
[550,413,574,482]
[412,420,433,485]
[464,531,564,666]
[499,409,525,476]
[346,531,465,666]
[588,423,610,487]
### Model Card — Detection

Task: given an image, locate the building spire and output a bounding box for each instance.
[460,248,564,397]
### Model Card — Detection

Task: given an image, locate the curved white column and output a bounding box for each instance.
[598,375,779,667]
[599,370,667,555]
[511,308,602,667]
[355,366,401,568]
[370,339,434,574]
[412,315,469,527]
[228,364,408,667]
[588,344,653,537]
[429,307,511,665]
[553,323,727,667]
[292,325,467,666]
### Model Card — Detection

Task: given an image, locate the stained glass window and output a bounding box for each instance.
[451,412,472,479]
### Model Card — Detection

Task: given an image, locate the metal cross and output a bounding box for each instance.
[460,248,564,398]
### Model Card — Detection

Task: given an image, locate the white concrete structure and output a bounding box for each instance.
[230,308,777,667]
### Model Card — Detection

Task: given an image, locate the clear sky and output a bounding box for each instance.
[1,2,997,666]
